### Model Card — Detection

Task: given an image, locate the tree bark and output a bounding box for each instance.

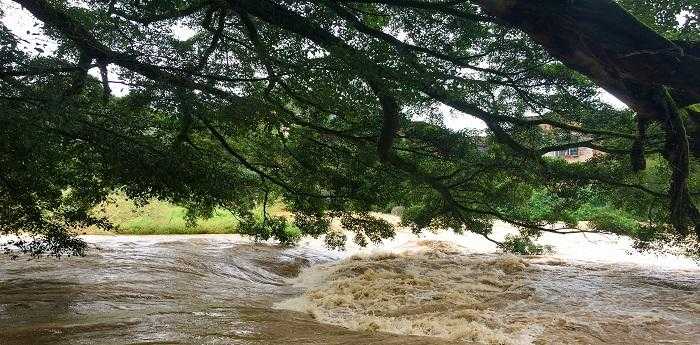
[471,0,699,117]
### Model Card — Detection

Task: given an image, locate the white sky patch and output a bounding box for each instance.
[306,49,329,59]
[87,65,130,97]
[171,23,197,41]
[410,103,488,132]
[439,103,488,131]
[2,1,131,96]
[676,10,691,26]
[599,89,627,110]
[1,0,58,56]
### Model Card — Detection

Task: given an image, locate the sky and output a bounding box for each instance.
[2,0,631,131]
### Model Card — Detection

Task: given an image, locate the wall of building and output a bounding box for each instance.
[544,147,600,162]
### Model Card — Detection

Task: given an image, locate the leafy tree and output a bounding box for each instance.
[1,0,697,256]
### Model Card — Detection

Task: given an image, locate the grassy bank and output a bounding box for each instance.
[81,194,287,235]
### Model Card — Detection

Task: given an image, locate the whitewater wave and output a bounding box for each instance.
[275,239,699,345]
[275,241,539,344]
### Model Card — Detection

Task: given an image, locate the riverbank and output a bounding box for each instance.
[79,194,289,235]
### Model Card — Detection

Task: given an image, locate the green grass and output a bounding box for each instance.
[81,194,296,236]
[116,208,238,235]
[88,195,239,235]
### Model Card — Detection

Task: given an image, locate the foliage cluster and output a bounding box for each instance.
[0,0,697,256]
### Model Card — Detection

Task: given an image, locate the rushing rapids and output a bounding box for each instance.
[276,240,699,344]
[0,225,698,344]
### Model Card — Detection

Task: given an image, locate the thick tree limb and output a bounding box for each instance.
[470,0,700,109]
[367,80,401,162]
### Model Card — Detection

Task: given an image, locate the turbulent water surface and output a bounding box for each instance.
[0,226,698,345]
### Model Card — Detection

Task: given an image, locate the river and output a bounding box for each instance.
[0,224,698,344]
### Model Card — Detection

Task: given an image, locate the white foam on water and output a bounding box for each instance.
[276,242,537,345]
[296,219,699,270]
[277,220,699,344]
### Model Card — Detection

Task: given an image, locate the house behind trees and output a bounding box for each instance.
[538,121,602,163]
[544,147,600,163]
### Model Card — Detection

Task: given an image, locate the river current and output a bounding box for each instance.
[1,223,698,344]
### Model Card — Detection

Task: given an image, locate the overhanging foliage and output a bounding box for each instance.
[1,0,698,256]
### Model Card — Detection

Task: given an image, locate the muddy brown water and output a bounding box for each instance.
[0,234,698,345]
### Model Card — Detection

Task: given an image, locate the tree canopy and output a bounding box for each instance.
[1,0,698,256]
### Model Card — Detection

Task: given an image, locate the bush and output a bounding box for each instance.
[237,215,301,246]
[585,207,640,236]
[499,234,552,255]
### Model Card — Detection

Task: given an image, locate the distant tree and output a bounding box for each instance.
[1,0,697,256]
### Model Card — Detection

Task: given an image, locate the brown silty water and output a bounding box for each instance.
[0,233,698,345]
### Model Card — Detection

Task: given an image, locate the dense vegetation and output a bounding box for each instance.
[1,0,697,256]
